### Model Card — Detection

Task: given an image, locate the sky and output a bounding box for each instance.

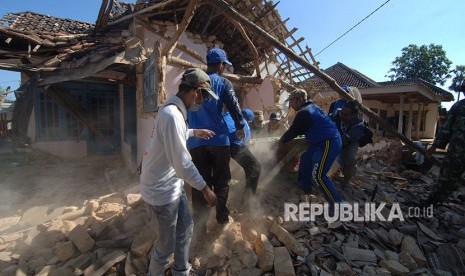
[1,0,464,109]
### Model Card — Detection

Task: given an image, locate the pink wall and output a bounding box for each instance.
[136,30,278,163]
[242,77,277,119]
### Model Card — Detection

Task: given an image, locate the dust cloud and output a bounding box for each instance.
[0,150,137,220]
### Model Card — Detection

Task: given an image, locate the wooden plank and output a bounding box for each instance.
[287,37,304,49]
[167,56,262,84]
[39,50,129,86]
[224,15,261,78]
[162,0,199,56]
[93,70,127,80]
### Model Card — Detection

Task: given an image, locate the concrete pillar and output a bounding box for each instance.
[407,99,414,139]
[415,103,423,140]
[398,95,405,134]
[424,104,439,138]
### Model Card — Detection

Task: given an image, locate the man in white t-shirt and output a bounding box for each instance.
[140,68,218,276]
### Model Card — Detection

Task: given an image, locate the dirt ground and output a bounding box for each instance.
[0,141,302,225]
[0,147,140,220]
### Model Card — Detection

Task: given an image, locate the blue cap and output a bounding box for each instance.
[207,48,232,66]
[242,109,254,122]
[341,85,350,93]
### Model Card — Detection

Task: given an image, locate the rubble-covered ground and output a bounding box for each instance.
[0,138,464,276]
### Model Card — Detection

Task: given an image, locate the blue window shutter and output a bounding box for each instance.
[142,51,158,112]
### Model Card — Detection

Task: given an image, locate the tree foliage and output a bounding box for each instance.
[449,65,465,91]
[387,44,452,86]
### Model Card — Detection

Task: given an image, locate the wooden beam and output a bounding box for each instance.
[156,42,167,104]
[162,0,199,57]
[205,0,440,165]
[253,1,280,23]
[268,17,290,35]
[39,49,134,86]
[100,0,114,33]
[224,14,261,78]
[292,70,312,79]
[95,0,110,34]
[288,37,304,49]
[263,51,270,76]
[93,70,127,80]
[136,18,205,63]
[167,56,262,84]
[0,29,49,46]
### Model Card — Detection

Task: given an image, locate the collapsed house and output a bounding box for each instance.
[1,2,464,275]
[0,0,323,170]
[0,0,451,168]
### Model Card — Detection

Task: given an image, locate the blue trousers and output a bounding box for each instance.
[298,138,342,204]
[148,193,193,276]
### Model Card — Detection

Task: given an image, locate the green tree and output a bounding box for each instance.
[387,44,452,86]
[449,65,465,101]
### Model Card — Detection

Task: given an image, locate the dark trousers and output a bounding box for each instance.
[298,138,342,205]
[230,144,261,198]
[190,146,231,226]
[341,142,358,185]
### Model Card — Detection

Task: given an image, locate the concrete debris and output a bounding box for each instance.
[273,247,296,276]
[1,139,465,275]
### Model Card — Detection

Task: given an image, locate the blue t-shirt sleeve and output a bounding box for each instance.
[244,122,252,145]
[280,110,313,143]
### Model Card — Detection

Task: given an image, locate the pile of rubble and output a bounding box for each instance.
[0,139,464,275]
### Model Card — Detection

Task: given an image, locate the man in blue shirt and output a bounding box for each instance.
[279,89,342,205]
[330,100,364,188]
[188,48,245,230]
[328,85,363,116]
[224,109,261,209]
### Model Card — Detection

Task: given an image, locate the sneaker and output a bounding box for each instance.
[216,215,234,232]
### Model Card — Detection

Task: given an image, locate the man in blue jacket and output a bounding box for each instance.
[330,100,364,188]
[279,89,342,205]
[224,109,261,209]
[188,48,245,231]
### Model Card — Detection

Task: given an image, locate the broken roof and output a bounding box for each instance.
[0,12,94,34]
[0,0,317,85]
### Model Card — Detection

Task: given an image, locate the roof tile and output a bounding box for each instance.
[0,12,93,34]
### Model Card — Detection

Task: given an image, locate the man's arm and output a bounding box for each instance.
[346,121,364,143]
[433,108,456,149]
[280,110,313,143]
[222,78,245,130]
[162,110,207,191]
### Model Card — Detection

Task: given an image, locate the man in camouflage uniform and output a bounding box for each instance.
[426,98,465,203]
